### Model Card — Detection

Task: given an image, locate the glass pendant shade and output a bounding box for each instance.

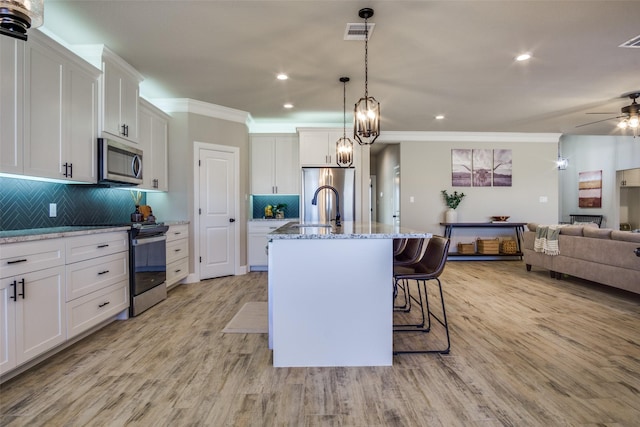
[0,0,43,40]
[336,136,353,167]
[354,95,380,145]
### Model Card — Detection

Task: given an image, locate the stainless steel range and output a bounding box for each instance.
[129,222,169,316]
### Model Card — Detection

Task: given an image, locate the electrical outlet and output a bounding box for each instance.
[409,196,415,203]
[539,196,548,203]
[49,203,57,217]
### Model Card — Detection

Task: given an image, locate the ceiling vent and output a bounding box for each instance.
[344,22,375,41]
[620,34,640,48]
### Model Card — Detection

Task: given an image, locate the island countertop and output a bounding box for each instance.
[269,221,431,239]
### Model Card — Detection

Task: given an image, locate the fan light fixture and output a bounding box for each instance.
[617,92,639,137]
[336,77,354,167]
[0,0,44,41]
[353,7,380,145]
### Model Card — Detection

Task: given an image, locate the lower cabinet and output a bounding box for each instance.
[0,266,66,375]
[0,230,129,377]
[248,220,289,271]
[166,223,190,289]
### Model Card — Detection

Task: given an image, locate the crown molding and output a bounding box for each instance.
[376,131,562,143]
[152,98,251,125]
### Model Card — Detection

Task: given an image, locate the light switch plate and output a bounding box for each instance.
[49,203,57,217]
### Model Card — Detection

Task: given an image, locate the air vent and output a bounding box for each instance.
[620,34,640,48]
[344,22,375,41]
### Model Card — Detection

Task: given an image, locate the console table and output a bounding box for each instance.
[440,222,527,260]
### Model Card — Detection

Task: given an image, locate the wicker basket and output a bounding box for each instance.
[500,239,518,254]
[477,238,500,254]
[457,242,476,254]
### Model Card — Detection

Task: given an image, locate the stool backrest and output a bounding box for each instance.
[395,238,424,264]
[414,236,450,278]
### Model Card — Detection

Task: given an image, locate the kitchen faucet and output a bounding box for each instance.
[311,185,341,226]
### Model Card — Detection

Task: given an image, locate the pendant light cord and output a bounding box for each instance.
[364,15,369,100]
[343,80,347,139]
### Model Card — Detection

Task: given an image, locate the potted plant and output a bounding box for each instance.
[441,190,465,223]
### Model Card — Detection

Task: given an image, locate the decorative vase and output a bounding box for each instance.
[445,208,458,223]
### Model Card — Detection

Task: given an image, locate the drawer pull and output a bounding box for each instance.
[174,248,181,252]
[175,269,182,273]
[174,232,182,235]
[98,301,110,308]
[97,270,110,275]
[97,244,109,248]
[7,259,27,265]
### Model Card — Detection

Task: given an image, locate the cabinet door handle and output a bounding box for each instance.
[9,280,17,301]
[7,259,27,265]
[98,301,110,308]
[69,163,73,178]
[97,244,109,248]
[97,270,110,275]
[18,278,25,299]
[63,162,69,177]
[121,124,127,136]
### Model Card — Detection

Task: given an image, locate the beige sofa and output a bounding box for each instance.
[523,223,640,295]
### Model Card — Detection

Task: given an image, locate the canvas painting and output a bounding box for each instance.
[492,149,512,187]
[451,149,472,187]
[472,149,492,187]
[578,170,602,208]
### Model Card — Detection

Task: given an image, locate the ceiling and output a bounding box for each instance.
[40,0,640,136]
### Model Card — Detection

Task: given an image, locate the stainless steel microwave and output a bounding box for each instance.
[98,138,143,185]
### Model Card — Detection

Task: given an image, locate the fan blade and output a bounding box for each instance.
[576,115,624,128]
[585,112,617,115]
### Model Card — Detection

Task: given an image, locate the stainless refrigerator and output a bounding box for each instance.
[301,167,355,224]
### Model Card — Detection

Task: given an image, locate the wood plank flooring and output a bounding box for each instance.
[1,261,639,426]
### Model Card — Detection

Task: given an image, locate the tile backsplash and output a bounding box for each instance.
[0,177,146,230]
[251,195,299,219]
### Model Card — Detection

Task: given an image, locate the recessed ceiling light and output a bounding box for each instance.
[277,74,289,80]
[283,103,293,109]
[516,53,531,61]
[435,114,445,120]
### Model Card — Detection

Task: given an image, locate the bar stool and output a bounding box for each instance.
[393,238,408,257]
[393,236,451,354]
[393,238,425,311]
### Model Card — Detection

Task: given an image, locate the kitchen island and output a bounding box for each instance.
[268,221,431,367]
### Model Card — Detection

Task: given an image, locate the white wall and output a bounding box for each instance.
[375,144,400,225]
[396,136,559,244]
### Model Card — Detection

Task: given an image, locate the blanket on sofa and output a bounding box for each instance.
[534,225,565,255]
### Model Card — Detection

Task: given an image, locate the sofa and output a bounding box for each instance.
[523,223,640,295]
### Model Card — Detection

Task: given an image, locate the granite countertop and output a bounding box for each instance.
[164,220,190,226]
[269,221,432,240]
[0,225,132,244]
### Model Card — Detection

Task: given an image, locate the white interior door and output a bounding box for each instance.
[199,146,237,279]
[392,166,400,227]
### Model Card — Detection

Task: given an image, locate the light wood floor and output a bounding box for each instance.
[1,261,639,426]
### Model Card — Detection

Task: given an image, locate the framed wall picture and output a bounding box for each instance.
[493,149,512,187]
[578,170,602,208]
[451,149,472,187]
[472,149,492,187]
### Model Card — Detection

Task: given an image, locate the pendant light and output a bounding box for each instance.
[337,77,354,167]
[0,0,44,41]
[353,7,380,145]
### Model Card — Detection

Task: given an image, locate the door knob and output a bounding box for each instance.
[229,218,236,223]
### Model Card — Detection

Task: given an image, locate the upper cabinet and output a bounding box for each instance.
[0,31,100,183]
[621,168,640,187]
[0,36,24,175]
[139,98,169,191]
[251,134,299,194]
[74,45,143,144]
[298,129,360,168]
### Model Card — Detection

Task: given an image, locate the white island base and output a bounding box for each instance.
[269,238,393,367]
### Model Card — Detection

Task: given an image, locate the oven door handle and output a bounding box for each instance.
[132,235,167,246]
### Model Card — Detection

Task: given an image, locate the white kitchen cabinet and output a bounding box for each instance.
[1,240,66,375]
[251,135,299,194]
[139,99,169,191]
[621,168,640,187]
[74,44,143,144]
[247,220,289,270]
[298,130,348,167]
[166,223,190,289]
[0,36,24,175]
[64,231,129,339]
[1,31,99,183]
[102,54,141,143]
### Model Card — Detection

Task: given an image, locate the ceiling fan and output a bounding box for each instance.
[576,92,640,136]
